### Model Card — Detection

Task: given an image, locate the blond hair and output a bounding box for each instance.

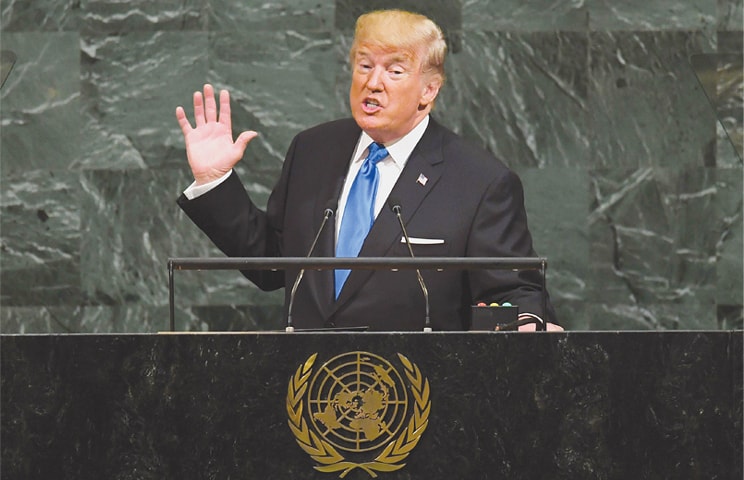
[349,10,447,85]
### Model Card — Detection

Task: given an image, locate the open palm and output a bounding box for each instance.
[175,84,257,185]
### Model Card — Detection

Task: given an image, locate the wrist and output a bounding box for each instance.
[193,168,232,186]
[184,170,233,200]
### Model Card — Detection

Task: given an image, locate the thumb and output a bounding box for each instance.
[235,130,258,150]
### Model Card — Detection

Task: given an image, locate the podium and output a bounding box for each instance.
[1,331,741,479]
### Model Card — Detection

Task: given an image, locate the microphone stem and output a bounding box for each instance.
[286,269,305,332]
[417,272,431,332]
[287,209,333,332]
[394,208,432,332]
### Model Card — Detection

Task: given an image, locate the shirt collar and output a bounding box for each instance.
[354,115,430,168]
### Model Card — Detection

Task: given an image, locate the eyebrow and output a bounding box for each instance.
[354,52,415,69]
[354,51,414,67]
[389,54,412,65]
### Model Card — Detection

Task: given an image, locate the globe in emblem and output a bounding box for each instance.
[307,351,409,452]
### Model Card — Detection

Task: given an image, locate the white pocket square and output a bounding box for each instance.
[401,237,445,245]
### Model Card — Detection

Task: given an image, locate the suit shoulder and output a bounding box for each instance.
[431,121,513,178]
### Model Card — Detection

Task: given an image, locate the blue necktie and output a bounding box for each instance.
[335,142,389,299]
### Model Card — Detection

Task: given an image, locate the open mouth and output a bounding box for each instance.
[362,99,382,112]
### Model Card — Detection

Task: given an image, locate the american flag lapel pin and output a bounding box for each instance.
[416,173,428,186]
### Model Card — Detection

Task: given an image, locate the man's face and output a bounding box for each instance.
[349,44,440,144]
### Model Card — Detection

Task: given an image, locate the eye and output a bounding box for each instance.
[387,68,405,78]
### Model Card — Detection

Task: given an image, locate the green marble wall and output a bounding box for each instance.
[1,0,742,333]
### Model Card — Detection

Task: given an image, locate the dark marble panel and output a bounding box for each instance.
[717,28,744,53]
[588,167,732,330]
[0,304,285,334]
[0,0,80,31]
[1,307,80,334]
[79,168,258,307]
[0,170,82,307]
[717,0,744,30]
[599,332,742,477]
[189,303,285,331]
[558,299,590,330]
[1,306,166,333]
[689,49,743,164]
[714,51,743,162]
[80,169,176,307]
[170,261,284,313]
[589,0,717,32]
[80,0,208,33]
[588,31,718,169]
[76,167,284,328]
[209,0,334,31]
[584,300,720,331]
[78,32,209,170]
[463,0,589,32]
[456,31,590,168]
[208,28,339,175]
[714,170,743,314]
[0,33,81,175]
[518,167,589,327]
[717,304,744,329]
[715,31,744,164]
[1,332,741,479]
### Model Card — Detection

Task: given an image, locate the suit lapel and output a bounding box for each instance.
[306,122,362,318]
[332,119,447,308]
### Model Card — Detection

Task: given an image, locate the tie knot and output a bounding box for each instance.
[366,142,388,165]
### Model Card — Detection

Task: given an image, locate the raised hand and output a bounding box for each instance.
[175,84,258,185]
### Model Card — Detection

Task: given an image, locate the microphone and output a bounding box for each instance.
[286,199,337,332]
[388,198,432,332]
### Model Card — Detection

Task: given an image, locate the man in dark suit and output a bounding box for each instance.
[176,10,560,331]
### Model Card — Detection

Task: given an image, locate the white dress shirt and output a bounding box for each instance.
[334,116,429,240]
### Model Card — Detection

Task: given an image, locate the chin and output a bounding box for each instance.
[353,115,382,135]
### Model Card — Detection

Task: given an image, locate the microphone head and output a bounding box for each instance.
[324,198,337,217]
[387,197,402,214]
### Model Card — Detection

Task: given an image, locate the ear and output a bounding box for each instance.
[419,74,442,108]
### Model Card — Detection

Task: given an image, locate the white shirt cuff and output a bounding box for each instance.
[182,170,233,200]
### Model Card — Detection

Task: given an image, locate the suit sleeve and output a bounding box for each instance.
[176,136,302,291]
[466,168,558,324]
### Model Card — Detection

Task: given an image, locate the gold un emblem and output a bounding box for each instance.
[286,351,431,477]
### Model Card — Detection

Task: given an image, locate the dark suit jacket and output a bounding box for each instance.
[178,117,556,331]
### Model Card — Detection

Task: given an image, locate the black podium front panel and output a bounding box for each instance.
[2,332,742,479]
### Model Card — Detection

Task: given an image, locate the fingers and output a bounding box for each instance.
[180,84,244,138]
[193,89,205,126]
[190,84,229,128]
[203,83,218,123]
[175,106,193,135]
[218,89,232,132]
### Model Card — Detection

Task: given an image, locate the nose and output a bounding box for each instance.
[365,66,384,91]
